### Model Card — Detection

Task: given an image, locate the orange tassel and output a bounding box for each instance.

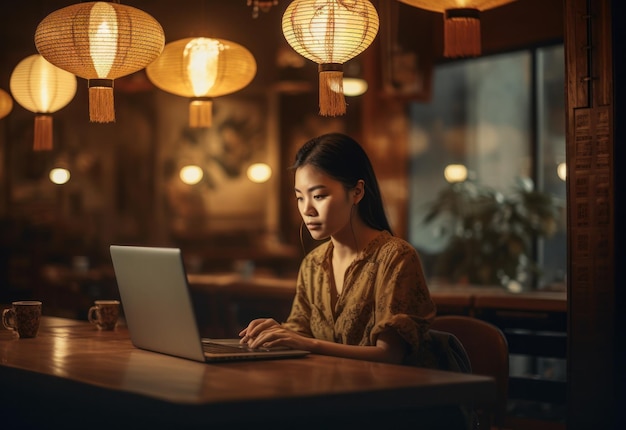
[318,64,346,117]
[33,115,53,151]
[189,99,213,128]
[88,79,115,123]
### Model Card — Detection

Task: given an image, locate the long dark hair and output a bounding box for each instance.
[291,133,393,235]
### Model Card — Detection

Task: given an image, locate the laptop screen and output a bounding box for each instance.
[110,245,309,362]
[110,245,207,361]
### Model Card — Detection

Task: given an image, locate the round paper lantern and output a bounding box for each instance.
[34,1,165,123]
[398,0,517,58]
[10,54,77,151]
[146,37,257,128]
[0,89,13,120]
[282,0,379,116]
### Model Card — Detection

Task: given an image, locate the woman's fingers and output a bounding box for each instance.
[239,318,279,343]
[247,327,293,349]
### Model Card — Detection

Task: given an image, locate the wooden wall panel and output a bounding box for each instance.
[564,1,616,429]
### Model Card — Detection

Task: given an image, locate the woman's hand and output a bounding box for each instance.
[239,321,407,364]
[239,318,312,350]
[239,318,279,344]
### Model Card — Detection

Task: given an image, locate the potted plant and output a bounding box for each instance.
[422,177,564,290]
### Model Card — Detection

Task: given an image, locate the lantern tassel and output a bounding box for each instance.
[189,98,213,128]
[444,9,481,58]
[88,79,115,123]
[33,115,53,151]
[319,64,346,117]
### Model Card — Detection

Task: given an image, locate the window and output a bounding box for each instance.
[408,45,566,290]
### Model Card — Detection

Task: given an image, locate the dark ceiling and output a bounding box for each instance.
[0,0,563,98]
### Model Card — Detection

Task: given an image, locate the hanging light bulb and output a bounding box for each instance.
[282,0,379,116]
[557,162,567,181]
[179,165,204,185]
[444,164,468,183]
[343,77,368,96]
[343,58,368,96]
[49,167,71,185]
[247,163,272,183]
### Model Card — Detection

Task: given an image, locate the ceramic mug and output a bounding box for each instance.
[2,301,42,338]
[88,300,120,330]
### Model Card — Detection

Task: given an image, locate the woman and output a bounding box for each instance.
[239,133,437,366]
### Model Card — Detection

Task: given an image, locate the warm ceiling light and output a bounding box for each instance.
[10,54,77,151]
[35,1,165,123]
[398,1,517,58]
[0,89,13,120]
[557,162,567,181]
[247,163,272,183]
[146,37,257,128]
[49,167,71,185]
[179,165,204,185]
[444,164,468,183]
[282,0,379,116]
[343,77,368,96]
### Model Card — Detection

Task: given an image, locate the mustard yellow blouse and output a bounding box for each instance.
[282,230,437,366]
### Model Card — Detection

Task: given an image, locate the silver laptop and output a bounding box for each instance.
[109,245,310,362]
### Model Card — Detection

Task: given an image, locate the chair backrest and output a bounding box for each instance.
[430,315,509,429]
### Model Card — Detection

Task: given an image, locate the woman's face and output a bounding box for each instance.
[294,164,354,241]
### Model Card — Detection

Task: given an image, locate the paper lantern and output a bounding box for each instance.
[0,89,13,120]
[146,37,257,128]
[34,1,165,123]
[398,0,517,58]
[282,0,379,116]
[10,55,77,151]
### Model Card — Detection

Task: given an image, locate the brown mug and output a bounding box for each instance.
[2,301,42,338]
[88,300,120,330]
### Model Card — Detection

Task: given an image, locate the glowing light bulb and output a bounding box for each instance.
[444,164,468,183]
[89,2,118,78]
[247,163,272,183]
[343,77,368,96]
[49,168,70,184]
[179,165,203,185]
[557,162,566,181]
[185,38,220,96]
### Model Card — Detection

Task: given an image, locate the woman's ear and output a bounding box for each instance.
[353,180,365,204]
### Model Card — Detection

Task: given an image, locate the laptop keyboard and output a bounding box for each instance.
[202,341,289,354]
[203,342,252,354]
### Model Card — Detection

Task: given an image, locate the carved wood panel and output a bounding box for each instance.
[564,0,615,428]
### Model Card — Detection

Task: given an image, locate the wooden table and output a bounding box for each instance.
[0,316,495,429]
[187,274,568,415]
[428,284,567,314]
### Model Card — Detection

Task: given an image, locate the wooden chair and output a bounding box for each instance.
[430,315,510,430]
